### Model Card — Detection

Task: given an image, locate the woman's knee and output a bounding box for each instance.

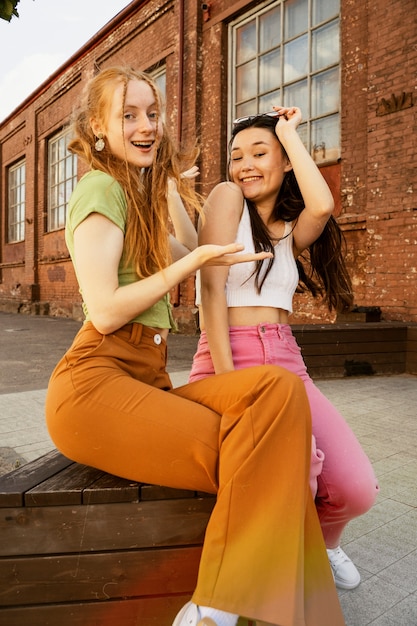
[333,475,378,518]
[260,364,306,390]
[352,476,379,514]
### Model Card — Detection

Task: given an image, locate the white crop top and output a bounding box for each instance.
[196,200,299,313]
[226,201,299,312]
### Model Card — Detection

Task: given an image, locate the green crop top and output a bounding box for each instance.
[65,170,175,329]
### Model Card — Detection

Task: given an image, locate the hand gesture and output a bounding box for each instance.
[272,106,302,136]
[197,243,273,267]
[168,166,200,195]
[180,165,199,180]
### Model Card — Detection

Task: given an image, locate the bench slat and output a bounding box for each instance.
[299,340,407,357]
[0,546,202,607]
[0,449,73,508]
[303,351,406,370]
[292,322,408,345]
[83,472,141,504]
[0,595,190,626]
[140,484,198,501]
[0,498,215,556]
[25,463,105,506]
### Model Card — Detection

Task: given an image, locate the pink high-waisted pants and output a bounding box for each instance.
[189,323,379,548]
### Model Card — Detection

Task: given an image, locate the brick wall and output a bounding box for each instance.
[0,0,416,330]
[340,0,417,322]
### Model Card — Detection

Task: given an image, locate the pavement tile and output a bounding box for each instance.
[1,312,417,625]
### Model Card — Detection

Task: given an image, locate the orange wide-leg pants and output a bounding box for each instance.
[45,322,345,625]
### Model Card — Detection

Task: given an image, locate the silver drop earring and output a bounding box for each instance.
[95,133,105,152]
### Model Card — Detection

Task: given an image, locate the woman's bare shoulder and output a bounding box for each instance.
[205,181,244,216]
[210,181,243,197]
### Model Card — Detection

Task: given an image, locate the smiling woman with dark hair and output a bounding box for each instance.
[190,105,379,593]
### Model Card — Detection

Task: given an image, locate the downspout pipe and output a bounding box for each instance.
[177,0,184,144]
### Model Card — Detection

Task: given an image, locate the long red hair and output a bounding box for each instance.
[68,66,201,277]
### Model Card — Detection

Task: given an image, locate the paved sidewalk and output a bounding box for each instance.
[1,312,417,625]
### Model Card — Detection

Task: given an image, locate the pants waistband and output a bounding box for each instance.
[84,322,166,347]
[228,323,292,336]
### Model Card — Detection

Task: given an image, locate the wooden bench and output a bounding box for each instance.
[406,324,417,374]
[293,321,417,378]
[0,449,222,625]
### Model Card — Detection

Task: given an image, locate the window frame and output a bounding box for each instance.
[229,0,341,164]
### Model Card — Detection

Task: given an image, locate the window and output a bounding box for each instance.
[152,67,166,103]
[230,0,340,163]
[48,128,77,231]
[7,160,25,243]
[151,66,167,121]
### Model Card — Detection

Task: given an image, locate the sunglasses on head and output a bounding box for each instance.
[233,111,280,126]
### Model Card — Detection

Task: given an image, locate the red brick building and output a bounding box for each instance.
[0,0,416,332]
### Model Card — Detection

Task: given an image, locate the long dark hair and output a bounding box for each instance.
[228,115,353,313]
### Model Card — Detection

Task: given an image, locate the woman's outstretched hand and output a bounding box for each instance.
[167,165,200,195]
[180,165,200,180]
[197,243,273,267]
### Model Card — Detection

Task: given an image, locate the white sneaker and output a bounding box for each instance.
[173,602,217,626]
[327,546,361,590]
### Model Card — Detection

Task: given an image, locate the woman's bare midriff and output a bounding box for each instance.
[199,306,289,330]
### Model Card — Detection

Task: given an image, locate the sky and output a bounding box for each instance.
[0,0,133,122]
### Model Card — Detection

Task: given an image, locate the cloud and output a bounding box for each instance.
[0,0,132,122]
[0,52,66,122]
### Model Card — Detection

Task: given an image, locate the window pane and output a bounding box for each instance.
[50,184,58,207]
[65,157,73,178]
[260,49,281,93]
[9,187,17,207]
[59,205,66,228]
[297,122,308,148]
[154,70,166,101]
[312,0,339,25]
[236,20,256,64]
[284,79,309,117]
[58,138,65,160]
[312,19,339,72]
[236,60,257,102]
[284,34,308,82]
[284,0,308,39]
[259,5,281,52]
[50,163,58,186]
[153,69,167,120]
[57,183,64,208]
[259,89,281,112]
[66,179,74,201]
[311,114,340,163]
[235,100,257,119]
[312,67,339,116]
